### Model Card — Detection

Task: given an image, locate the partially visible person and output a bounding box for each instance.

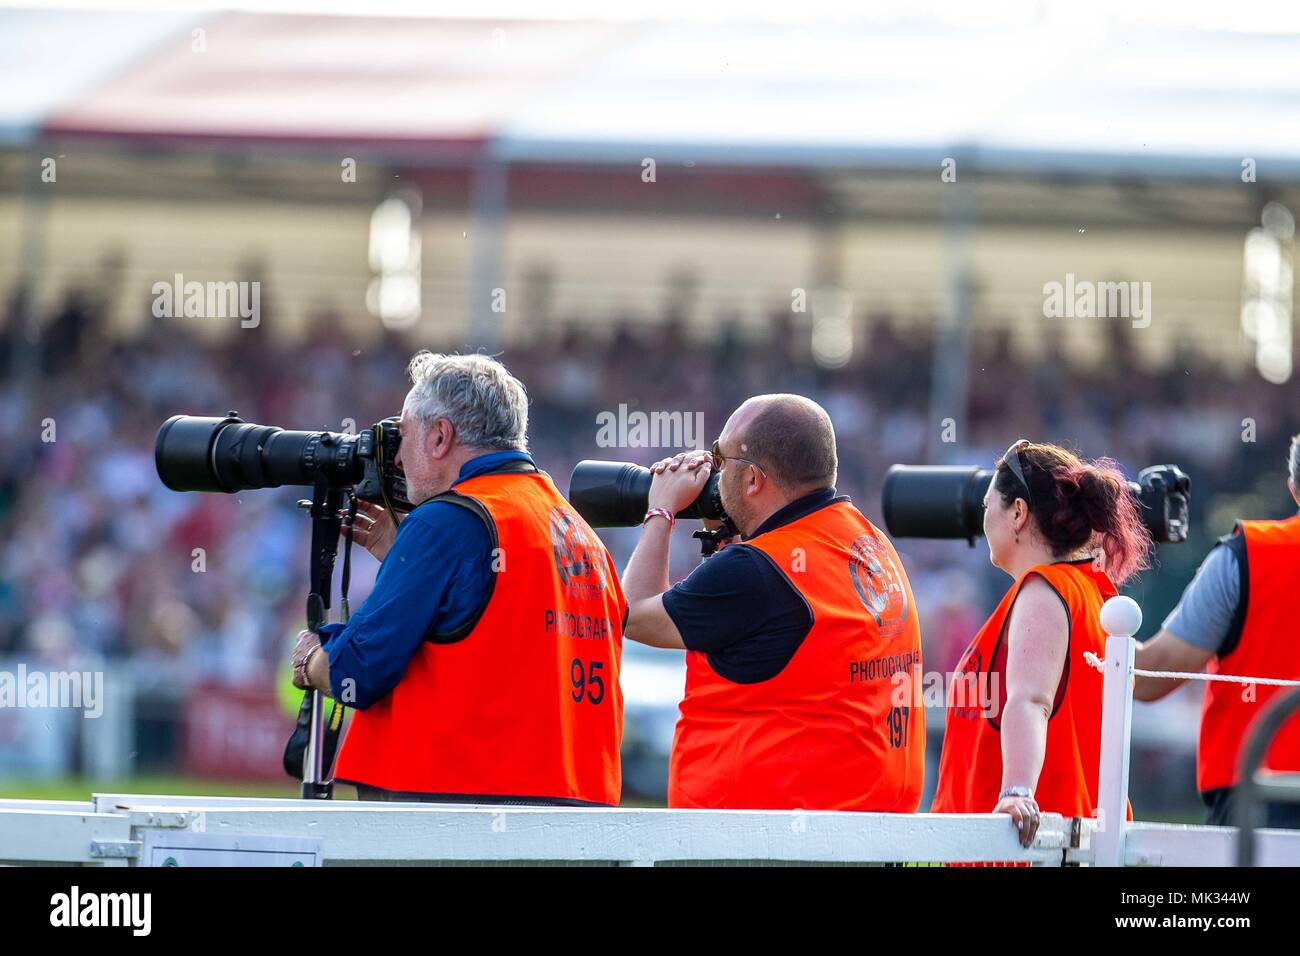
[1134,434,1300,829]
[620,394,925,812]
[933,441,1151,847]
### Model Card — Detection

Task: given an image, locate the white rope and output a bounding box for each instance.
[1083,650,1300,687]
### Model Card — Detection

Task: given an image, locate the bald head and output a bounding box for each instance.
[730,394,838,493]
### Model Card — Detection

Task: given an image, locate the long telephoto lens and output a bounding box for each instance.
[882,462,1189,544]
[568,460,725,527]
[881,465,991,542]
[156,413,362,494]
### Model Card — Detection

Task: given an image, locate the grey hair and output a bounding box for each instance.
[404,351,529,451]
[1290,432,1300,487]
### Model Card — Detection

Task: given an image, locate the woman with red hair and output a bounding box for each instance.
[932,441,1151,847]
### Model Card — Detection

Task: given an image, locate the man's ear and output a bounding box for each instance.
[429,418,455,459]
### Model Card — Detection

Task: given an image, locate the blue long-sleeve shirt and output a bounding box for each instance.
[317,450,533,710]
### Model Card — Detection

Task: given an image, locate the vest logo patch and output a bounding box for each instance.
[549,507,608,596]
[848,533,909,636]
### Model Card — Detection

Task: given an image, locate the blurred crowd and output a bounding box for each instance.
[2,288,1297,688]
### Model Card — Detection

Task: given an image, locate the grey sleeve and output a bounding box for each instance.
[1161,543,1242,655]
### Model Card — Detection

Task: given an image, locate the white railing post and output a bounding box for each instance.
[1094,595,1141,867]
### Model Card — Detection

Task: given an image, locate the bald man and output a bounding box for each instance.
[623,394,925,811]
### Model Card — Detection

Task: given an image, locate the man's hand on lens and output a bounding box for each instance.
[291,629,324,690]
[648,451,713,517]
[346,499,398,561]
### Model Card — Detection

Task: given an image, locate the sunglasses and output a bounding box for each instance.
[1000,439,1033,503]
[712,439,765,476]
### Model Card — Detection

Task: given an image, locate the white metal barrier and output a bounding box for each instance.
[2,598,1299,866]
[0,801,1076,866]
[2,798,1298,866]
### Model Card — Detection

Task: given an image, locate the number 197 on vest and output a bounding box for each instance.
[887,704,911,748]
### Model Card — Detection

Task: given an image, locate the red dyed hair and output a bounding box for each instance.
[994,442,1151,585]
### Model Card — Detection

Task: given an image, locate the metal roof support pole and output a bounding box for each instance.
[467,155,509,353]
[928,163,974,462]
[8,140,52,405]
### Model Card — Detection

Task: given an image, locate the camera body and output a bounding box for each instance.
[881,462,1190,545]
[155,412,412,512]
[1133,465,1192,544]
[351,417,408,511]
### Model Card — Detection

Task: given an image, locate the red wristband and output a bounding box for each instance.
[642,507,675,529]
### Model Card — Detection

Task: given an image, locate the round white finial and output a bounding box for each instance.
[1099,595,1143,637]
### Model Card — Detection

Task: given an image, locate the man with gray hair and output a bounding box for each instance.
[620,393,925,811]
[291,351,626,806]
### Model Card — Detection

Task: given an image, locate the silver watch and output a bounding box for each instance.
[1000,785,1034,800]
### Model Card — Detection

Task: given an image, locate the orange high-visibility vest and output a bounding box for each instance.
[1197,515,1300,793]
[668,500,925,811]
[335,469,625,804]
[932,561,1119,818]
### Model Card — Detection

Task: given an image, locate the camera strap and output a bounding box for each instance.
[326,496,360,739]
[282,492,355,784]
[340,495,358,621]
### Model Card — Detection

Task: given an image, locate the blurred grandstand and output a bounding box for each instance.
[0,8,1297,815]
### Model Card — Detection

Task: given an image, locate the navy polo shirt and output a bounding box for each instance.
[661,488,849,683]
[318,450,532,710]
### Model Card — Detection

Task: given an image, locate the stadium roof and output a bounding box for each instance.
[5,9,1300,178]
[0,9,201,145]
